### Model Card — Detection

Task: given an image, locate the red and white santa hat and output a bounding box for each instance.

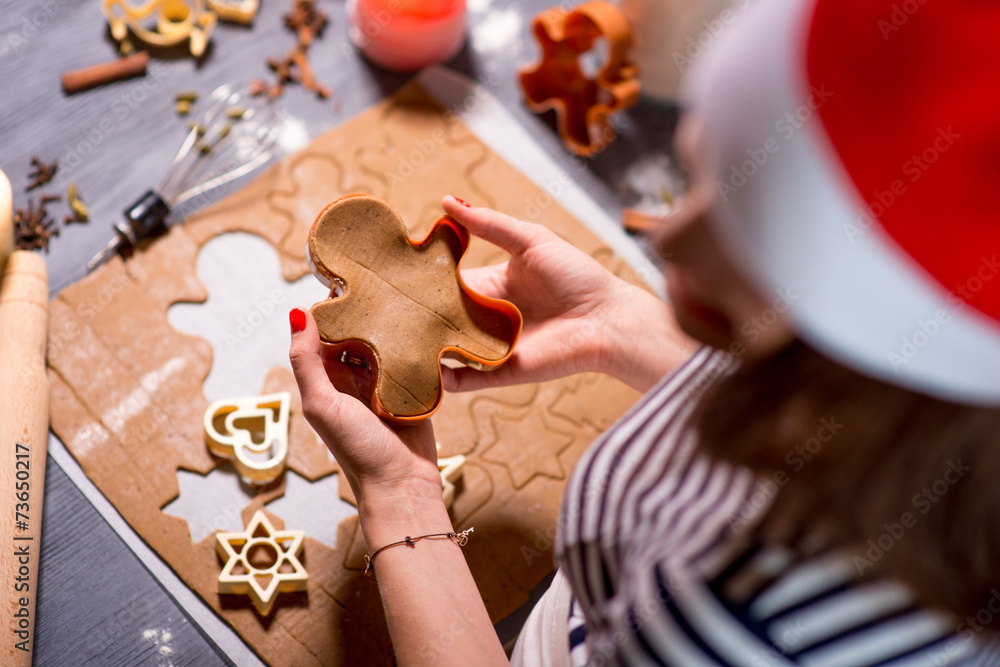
[684,0,1000,405]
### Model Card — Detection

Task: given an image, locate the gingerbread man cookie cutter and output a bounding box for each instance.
[519,1,640,157]
[204,392,290,485]
[103,0,217,57]
[216,510,307,615]
[307,194,522,424]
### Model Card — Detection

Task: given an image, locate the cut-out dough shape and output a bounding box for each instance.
[307,194,523,422]
[519,1,639,156]
[205,392,290,484]
[216,510,307,615]
[103,0,217,57]
[168,232,329,402]
[480,406,575,489]
[437,443,465,509]
[264,470,358,550]
[163,463,257,544]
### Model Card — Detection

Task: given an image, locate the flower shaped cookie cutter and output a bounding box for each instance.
[518,1,640,157]
[204,392,290,485]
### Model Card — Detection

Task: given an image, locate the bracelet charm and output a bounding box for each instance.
[364,527,475,576]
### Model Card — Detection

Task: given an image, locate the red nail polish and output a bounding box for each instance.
[289,308,306,334]
[453,197,471,208]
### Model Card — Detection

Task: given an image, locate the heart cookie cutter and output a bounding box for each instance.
[216,510,307,615]
[519,1,640,157]
[103,0,218,57]
[204,392,290,485]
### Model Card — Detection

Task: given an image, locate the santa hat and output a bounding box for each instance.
[684,0,1000,405]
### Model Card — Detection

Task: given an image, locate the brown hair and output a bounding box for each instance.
[690,340,1000,622]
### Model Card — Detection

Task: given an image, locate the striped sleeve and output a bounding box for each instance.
[555,347,994,665]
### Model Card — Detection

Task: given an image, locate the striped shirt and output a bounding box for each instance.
[556,348,998,666]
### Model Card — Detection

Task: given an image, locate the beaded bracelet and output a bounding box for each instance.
[364,527,475,576]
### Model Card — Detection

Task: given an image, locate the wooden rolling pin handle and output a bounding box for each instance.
[0,169,13,279]
[0,251,49,666]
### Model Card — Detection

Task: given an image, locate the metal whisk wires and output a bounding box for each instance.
[87,83,282,271]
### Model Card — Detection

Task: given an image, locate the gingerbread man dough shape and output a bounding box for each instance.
[307,195,522,423]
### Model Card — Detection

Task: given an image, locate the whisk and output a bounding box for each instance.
[87,82,282,271]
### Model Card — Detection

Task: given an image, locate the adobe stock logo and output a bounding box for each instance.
[853,459,970,576]
[843,127,961,244]
[716,86,834,202]
[878,0,927,41]
[887,255,999,372]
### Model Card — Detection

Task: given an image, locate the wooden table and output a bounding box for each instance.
[0,0,678,663]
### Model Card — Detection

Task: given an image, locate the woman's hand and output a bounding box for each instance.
[288,308,442,505]
[441,196,696,394]
[289,307,508,665]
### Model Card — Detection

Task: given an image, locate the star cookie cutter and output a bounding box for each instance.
[307,194,522,424]
[518,1,640,157]
[437,443,465,509]
[216,510,307,615]
[204,392,290,485]
[103,0,217,57]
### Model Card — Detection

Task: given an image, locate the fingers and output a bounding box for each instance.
[288,308,338,412]
[442,196,547,256]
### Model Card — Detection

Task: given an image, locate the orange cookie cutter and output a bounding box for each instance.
[518,1,640,157]
[307,195,523,424]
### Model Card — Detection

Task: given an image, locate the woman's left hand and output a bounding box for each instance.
[289,307,508,665]
[288,308,442,505]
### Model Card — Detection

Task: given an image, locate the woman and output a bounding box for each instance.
[288,0,1000,663]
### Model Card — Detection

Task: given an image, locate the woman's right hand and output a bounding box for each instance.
[440,196,696,394]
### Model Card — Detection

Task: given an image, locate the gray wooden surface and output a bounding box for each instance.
[1,0,678,663]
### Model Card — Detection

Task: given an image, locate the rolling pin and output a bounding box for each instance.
[0,250,49,661]
[0,169,13,278]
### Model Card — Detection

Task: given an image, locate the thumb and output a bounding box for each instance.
[288,307,337,410]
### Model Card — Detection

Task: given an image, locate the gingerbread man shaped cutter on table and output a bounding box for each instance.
[519,1,640,157]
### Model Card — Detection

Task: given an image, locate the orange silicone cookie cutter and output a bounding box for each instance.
[307,195,522,424]
[519,1,640,157]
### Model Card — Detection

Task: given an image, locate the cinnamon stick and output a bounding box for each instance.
[61,52,149,95]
